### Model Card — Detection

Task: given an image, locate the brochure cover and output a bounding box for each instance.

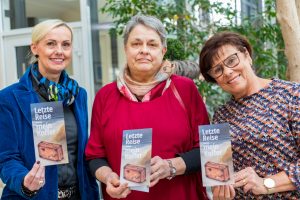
[120,128,152,192]
[30,101,69,166]
[199,123,234,187]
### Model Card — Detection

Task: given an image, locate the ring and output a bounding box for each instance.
[38,180,44,186]
[242,179,247,185]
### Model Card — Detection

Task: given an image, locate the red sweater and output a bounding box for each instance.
[86,75,209,200]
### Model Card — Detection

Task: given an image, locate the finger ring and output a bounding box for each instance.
[242,179,247,185]
[38,180,44,186]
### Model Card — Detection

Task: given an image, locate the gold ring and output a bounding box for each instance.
[242,179,246,185]
[38,180,44,186]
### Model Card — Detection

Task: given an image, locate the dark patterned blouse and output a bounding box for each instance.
[213,79,300,199]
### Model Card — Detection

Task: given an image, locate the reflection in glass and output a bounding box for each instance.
[90,0,125,92]
[16,46,31,78]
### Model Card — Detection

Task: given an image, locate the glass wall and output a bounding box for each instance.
[241,0,263,20]
[0,0,80,78]
[1,0,80,31]
[1,0,126,93]
[90,0,125,92]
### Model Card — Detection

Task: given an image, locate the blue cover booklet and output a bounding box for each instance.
[199,123,234,187]
[31,101,69,166]
[120,128,152,192]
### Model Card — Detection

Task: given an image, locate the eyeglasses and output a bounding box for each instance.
[207,53,240,79]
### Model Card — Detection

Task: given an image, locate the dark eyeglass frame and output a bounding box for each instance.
[207,52,240,79]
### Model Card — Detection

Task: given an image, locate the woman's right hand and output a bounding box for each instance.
[23,161,45,191]
[105,172,131,199]
[212,185,235,200]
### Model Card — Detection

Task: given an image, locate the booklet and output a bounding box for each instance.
[120,128,152,192]
[199,123,234,187]
[30,101,69,166]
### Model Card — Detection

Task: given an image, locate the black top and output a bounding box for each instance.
[58,105,78,187]
[32,76,78,187]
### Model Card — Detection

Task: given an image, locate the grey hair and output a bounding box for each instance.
[123,14,167,48]
[172,60,200,79]
[29,19,73,64]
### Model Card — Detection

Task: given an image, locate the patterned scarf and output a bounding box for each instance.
[117,60,174,102]
[31,63,79,106]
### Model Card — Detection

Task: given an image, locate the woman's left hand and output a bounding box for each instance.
[150,156,170,187]
[234,167,267,195]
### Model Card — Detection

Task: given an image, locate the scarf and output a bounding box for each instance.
[117,60,174,102]
[31,63,79,106]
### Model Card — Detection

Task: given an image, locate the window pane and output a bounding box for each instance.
[90,0,125,92]
[15,45,30,78]
[1,0,80,31]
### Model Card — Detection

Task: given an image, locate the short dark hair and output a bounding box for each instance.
[199,32,252,83]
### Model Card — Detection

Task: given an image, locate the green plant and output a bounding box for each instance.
[164,38,187,60]
[194,79,230,119]
[101,0,286,119]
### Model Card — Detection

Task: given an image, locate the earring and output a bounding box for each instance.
[35,54,39,58]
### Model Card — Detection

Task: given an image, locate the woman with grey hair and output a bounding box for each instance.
[0,19,99,199]
[86,14,209,199]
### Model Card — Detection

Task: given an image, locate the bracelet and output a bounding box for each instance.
[21,181,38,197]
[166,159,176,180]
[267,187,274,195]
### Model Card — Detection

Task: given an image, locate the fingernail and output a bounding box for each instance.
[37,161,40,164]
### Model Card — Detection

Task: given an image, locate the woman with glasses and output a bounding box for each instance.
[199,32,300,199]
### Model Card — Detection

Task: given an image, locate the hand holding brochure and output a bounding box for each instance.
[120,128,152,192]
[199,123,234,187]
[31,101,69,166]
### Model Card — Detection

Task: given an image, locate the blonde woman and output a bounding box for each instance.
[0,19,99,199]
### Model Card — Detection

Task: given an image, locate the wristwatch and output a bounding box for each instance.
[166,159,176,180]
[263,178,276,194]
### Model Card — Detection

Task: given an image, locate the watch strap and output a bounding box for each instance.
[166,159,176,180]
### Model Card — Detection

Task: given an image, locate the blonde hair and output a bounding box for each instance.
[29,19,73,63]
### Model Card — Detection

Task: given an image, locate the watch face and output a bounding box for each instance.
[264,178,275,188]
